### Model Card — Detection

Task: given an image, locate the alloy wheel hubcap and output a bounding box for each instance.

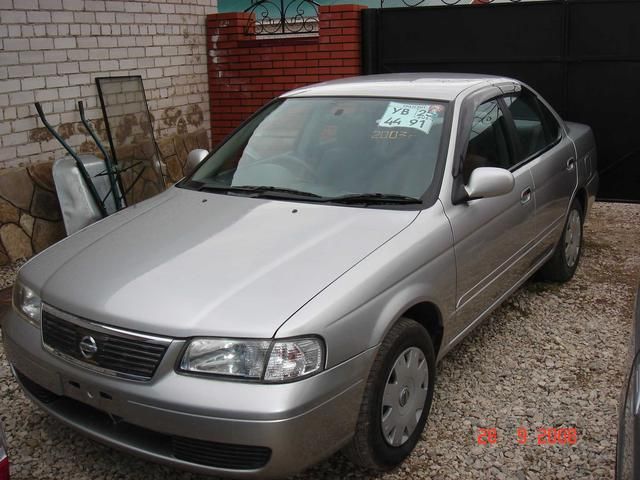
[564,209,581,268]
[399,387,410,407]
[381,347,429,447]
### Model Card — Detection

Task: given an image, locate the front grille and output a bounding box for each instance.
[42,308,170,381]
[172,436,272,470]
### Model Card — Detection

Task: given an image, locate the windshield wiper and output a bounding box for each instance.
[324,193,423,205]
[196,184,421,205]
[237,185,323,198]
[199,184,323,200]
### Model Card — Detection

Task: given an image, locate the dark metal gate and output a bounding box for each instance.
[362,0,640,202]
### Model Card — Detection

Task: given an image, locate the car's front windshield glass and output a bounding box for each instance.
[185,97,448,202]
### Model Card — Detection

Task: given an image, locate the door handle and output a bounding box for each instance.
[566,157,576,171]
[521,187,532,205]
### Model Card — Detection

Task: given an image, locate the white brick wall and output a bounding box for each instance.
[0,0,217,167]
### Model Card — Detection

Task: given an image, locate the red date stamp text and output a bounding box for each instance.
[477,427,578,446]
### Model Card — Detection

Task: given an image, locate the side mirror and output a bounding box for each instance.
[185,149,209,176]
[465,167,515,200]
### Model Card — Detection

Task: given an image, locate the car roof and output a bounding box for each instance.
[282,73,515,101]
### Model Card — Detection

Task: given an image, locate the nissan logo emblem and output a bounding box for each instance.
[79,335,98,359]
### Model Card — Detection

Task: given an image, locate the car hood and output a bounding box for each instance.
[25,188,419,338]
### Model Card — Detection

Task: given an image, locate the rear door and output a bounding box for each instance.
[501,88,578,257]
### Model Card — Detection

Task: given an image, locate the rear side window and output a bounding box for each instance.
[504,95,547,161]
[463,99,512,182]
[504,93,561,162]
[537,99,561,143]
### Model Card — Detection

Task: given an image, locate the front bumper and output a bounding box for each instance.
[2,310,375,478]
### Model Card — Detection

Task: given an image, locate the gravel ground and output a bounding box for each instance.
[0,259,24,290]
[1,201,639,480]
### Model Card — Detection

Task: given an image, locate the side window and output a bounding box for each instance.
[463,99,512,183]
[503,94,546,161]
[504,92,561,163]
[537,99,561,144]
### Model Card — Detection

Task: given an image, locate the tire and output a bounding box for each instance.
[344,317,436,471]
[537,197,584,283]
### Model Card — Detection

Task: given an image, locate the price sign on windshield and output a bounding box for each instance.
[377,102,436,135]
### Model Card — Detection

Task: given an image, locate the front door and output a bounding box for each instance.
[444,97,537,342]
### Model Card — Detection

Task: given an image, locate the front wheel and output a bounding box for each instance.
[344,317,436,471]
[537,198,583,282]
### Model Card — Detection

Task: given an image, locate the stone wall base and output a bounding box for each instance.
[0,129,209,266]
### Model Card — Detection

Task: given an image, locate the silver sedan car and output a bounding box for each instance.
[0,420,8,480]
[617,284,640,479]
[3,74,598,478]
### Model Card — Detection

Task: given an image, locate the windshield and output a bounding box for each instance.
[186,97,448,202]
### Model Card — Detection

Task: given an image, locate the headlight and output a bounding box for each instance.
[179,339,271,379]
[12,281,42,327]
[179,337,324,382]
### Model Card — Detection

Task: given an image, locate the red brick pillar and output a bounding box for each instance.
[206,5,367,145]
[317,5,366,79]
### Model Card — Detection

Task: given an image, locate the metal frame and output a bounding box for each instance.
[78,101,123,210]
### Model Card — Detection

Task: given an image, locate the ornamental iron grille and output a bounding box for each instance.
[244,0,320,35]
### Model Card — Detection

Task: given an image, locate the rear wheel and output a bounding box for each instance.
[537,197,583,282]
[345,317,435,471]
